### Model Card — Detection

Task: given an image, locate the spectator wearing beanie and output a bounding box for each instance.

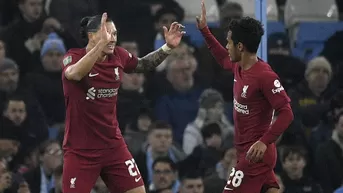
[183,89,233,155]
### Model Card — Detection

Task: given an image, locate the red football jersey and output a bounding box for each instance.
[232,60,290,156]
[61,47,138,150]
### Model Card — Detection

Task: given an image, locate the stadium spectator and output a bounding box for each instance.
[280,146,322,193]
[183,88,233,154]
[315,112,343,193]
[135,121,185,187]
[179,172,204,193]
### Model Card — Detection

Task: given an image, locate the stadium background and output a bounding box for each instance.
[0,0,343,192]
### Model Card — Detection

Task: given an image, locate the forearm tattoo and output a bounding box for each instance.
[134,48,170,72]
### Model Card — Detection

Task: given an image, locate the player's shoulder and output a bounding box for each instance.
[256,60,279,79]
[115,46,132,58]
[65,48,86,56]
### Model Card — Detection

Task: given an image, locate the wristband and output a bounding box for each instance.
[161,44,173,54]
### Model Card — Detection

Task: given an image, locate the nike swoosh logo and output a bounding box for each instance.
[135,177,141,182]
[224,187,233,191]
[234,79,237,82]
[89,73,99,77]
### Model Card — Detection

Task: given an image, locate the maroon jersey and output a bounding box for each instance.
[61,47,138,150]
[232,60,290,154]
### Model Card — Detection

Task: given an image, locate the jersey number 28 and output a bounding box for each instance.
[226,167,244,188]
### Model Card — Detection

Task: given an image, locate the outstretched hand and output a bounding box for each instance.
[99,12,111,45]
[196,0,207,29]
[163,22,185,49]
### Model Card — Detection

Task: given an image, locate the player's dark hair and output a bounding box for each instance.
[148,120,172,133]
[53,164,63,177]
[38,139,60,155]
[179,170,203,182]
[281,145,307,163]
[228,17,264,53]
[79,15,113,40]
[201,123,222,140]
[152,156,177,172]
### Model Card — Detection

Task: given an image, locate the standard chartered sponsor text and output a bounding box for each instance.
[97,88,118,98]
[234,99,249,115]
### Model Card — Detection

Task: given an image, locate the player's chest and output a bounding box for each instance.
[85,63,123,87]
[233,76,262,103]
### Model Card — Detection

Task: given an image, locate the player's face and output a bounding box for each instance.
[4,100,26,126]
[180,179,204,193]
[282,154,306,177]
[148,129,173,153]
[153,162,175,190]
[335,115,343,137]
[226,31,242,62]
[103,22,117,54]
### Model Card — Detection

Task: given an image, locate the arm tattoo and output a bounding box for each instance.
[133,48,170,73]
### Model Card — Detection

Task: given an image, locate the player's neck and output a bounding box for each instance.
[240,54,258,70]
[85,43,107,62]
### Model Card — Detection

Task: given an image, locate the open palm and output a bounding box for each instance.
[163,22,185,48]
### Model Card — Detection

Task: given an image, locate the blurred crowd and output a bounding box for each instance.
[0,0,343,193]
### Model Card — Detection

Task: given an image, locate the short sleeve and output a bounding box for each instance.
[260,71,291,110]
[116,47,138,73]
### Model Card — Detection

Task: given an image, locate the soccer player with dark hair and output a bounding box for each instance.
[196,1,294,193]
[61,13,184,193]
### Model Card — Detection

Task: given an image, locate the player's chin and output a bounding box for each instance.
[103,48,114,55]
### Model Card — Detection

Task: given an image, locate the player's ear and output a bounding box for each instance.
[237,42,243,52]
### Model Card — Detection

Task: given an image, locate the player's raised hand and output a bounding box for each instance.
[163,22,185,49]
[196,0,207,29]
[99,12,111,44]
[246,140,267,163]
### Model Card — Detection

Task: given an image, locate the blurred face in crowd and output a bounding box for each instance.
[0,68,19,93]
[335,115,343,137]
[137,115,152,132]
[153,162,176,190]
[0,140,19,158]
[41,142,62,172]
[205,134,222,149]
[219,4,243,30]
[275,174,285,193]
[306,66,330,95]
[148,128,173,154]
[0,40,5,60]
[121,73,145,91]
[88,21,117,55]
[179,178,204,193]
[167,58,196,92]
[169,43,193,59]
[0,161,11,191]
[42,50,64,72]
[120,41,139,57]
[282,153,306,180]
[94,177,108,193]
[4,100,27,126]
[206,102,224,121]
[155,13,178,34]
[222,148,237,168]
[18,0,43,22]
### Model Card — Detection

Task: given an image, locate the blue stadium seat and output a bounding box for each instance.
[267,21,286,36]
[293,22,343,61]
[183,22,219,47]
